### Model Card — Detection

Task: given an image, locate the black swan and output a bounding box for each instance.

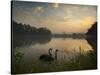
[39,48,59,62]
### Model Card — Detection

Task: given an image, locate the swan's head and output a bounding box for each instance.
[49,48,52,51]
[56,49,59,52]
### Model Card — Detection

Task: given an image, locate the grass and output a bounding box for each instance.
[30,47,97,73]
[13,47,97,74]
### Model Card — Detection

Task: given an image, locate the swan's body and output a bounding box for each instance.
[39,48,54,62]
[39,48,58,62]
[40,54,54,61]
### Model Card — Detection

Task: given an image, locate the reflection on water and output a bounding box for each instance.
[12,36,97,74]
[13,35,51,49]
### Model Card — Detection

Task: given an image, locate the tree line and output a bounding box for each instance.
[12,21,51,35]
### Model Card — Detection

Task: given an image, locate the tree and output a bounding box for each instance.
[12,21,51,35]
[37,27,51,35]
[86,22,97,36]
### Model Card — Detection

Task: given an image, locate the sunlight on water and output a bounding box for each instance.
[31,38,93,53]
[14,38,93,65]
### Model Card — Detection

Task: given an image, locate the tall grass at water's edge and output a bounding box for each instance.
[13,47,97,74]
[31,47,97,73]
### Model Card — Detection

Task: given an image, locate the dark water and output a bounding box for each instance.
[12,36,97,74]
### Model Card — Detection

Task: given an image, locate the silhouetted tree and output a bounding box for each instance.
[12,21,51,35]
[87,22,97,36]
[37,27,51,35]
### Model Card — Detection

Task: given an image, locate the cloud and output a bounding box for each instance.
[13,1,97,34]
[50,0,60,8]
[33,6,44,14]
[51,3,59,8]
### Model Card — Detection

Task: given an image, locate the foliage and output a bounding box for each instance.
[87,22,97,35]
[12,21,51,35]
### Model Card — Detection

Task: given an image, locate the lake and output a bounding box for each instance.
[12,36,97,74]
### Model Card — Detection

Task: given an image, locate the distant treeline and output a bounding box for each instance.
[12,21,51,35]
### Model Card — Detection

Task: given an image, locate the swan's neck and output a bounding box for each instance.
[55,51,58,60]
[49,50,52,56]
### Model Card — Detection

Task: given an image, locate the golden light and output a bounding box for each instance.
[34,6,44,14]
[81,17,96,28]
[52,3,59,8]
[52,0,59,8]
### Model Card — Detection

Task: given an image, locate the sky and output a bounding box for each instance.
[12,1,97,34]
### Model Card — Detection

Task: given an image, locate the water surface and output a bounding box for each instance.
[12,36,97,74]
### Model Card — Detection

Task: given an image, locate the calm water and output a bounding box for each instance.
[12,36,97,74]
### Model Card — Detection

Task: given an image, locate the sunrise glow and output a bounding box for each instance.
[12,1,97,34]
